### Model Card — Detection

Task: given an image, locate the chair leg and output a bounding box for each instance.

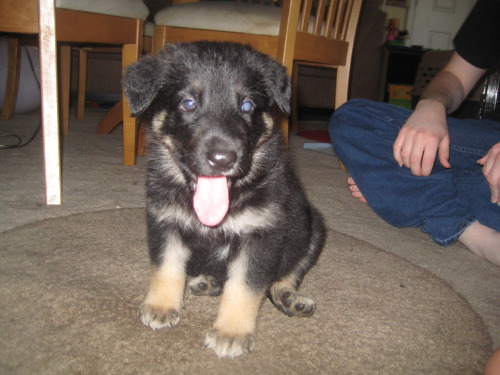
[152,25,167,55]
[94,43,142,164]
[137,121,147,156]
[122,43,140,166]
[1,38,21,121]
[59,45,71,135]
[334,66,350,171]
[39,0,62,205]
[334,65,349,109]
[77,48,88,120]
[280,115,289,144]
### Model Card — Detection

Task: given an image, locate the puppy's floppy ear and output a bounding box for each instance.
[263,59,291,116]
[122,55,165,116]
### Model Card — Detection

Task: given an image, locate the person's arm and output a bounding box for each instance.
[393,52,486,176]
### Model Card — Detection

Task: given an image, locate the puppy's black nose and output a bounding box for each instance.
[207,150,237,171]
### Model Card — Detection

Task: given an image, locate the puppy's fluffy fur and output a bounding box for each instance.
[123,41,325,358]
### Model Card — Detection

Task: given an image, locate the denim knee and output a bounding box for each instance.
[328,99,372,144]
[328,99,409,167]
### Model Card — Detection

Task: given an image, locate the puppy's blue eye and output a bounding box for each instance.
[240,100,254,114]
[180,99,196,112]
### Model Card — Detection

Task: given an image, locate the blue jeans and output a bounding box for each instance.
[329,98,500,246]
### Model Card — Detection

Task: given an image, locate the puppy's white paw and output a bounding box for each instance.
[204,329,255,358]
[138,304,180,330]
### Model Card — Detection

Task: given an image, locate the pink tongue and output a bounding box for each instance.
[193,176,229,226]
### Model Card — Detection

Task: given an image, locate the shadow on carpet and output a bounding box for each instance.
[0,209,491,375]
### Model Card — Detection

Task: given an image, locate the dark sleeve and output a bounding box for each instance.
[453,0,500,69]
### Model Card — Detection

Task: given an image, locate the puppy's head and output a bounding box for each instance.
[123,42,291,226]
[123,41,290,118]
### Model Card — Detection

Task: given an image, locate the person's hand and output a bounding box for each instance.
[393,99,451,176]
[478,142,500,205]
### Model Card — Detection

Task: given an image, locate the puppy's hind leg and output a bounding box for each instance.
[269,273,316,317]
[139,233,190,330]
[270,215,325,318]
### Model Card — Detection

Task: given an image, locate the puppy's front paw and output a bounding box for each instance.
[272,289,316,317]
[139,303,180,330]
[189,275,222,296]
[204,329,255,358]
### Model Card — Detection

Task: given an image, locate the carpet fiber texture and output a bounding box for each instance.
[0,208,491,374]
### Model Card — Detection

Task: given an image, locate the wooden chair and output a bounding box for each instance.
[0,0,143,204]
[152,0,363,141]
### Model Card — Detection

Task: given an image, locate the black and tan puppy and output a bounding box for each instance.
[123,41,325,358]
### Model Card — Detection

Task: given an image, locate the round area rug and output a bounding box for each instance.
[0,209,491,375]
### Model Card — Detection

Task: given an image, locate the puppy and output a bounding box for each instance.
[123,41,325,358]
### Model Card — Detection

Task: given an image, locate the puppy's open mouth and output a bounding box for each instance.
[193,176,229,227]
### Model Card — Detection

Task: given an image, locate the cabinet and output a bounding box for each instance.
[379,45,427,102]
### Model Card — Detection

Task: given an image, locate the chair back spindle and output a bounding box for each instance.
[298,0,355,41]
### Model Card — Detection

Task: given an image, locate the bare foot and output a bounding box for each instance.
[347,176,367,203]
[485,345,500,375]
[459,221,500,266]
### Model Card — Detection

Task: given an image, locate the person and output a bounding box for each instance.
[328,0,500,267]
[485,345,500,375]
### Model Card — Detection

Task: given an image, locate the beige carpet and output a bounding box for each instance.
[0,208,491,375]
